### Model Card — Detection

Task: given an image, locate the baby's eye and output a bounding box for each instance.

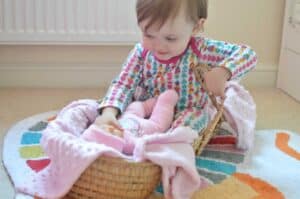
[144,33,154,39]
[166,37,177,42]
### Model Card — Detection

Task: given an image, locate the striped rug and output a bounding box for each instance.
[4,112,299,199]
[196,128,246,186]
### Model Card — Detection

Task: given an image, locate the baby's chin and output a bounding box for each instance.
[154,53,178,61]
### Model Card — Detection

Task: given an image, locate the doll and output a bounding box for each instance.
[82,89,179,154]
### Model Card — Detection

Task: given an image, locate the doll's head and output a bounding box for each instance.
[136,0,208,60]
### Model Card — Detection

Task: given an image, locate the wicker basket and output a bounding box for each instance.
[67,157,161,199]
[67,64,224,199]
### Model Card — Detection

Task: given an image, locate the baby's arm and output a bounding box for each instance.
[204,67,231,98]
[95,43,145,127]
[197,38,257,97]
[200,38,257,80]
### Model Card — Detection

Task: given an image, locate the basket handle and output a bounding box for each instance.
[192,64,226,156]
[192,63,224,111]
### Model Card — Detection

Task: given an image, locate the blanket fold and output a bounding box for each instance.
[222,81,256,150]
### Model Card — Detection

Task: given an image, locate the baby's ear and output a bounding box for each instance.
[192,18,206,35]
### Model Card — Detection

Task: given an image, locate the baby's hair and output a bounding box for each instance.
[136,0,208,31]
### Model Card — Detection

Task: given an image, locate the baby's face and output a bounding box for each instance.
[139,6,197,61]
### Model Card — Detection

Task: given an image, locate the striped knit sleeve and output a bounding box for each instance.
[98,43,144,114]
[196,37,257,80]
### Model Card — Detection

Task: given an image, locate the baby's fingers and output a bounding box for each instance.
[220,94,226,101]
[108,120,123,131]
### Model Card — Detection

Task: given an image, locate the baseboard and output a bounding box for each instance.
[0,63,120,88]
[0,63,277,88]
[241,68,277,88]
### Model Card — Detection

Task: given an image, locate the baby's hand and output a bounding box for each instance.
[94,107,123,131]
[203,67,231,99]
[100,124,124,137]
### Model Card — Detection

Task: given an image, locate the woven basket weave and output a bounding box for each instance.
[67,157,161,199]
[67,64,224,199]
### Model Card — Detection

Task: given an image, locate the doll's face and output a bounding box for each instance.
[139,6,200,61]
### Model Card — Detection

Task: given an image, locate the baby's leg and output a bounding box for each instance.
[149,90,179,131]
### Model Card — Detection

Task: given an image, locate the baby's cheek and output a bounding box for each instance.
[172,41,189,55]
[141,38,152,51]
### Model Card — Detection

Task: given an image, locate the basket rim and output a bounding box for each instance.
[100,155,159,167]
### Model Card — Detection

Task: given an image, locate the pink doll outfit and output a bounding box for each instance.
[82,89,179,154]
[81,124,125,152]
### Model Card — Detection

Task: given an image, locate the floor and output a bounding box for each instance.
[1,87,300,198]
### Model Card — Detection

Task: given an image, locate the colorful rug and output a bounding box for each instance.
[2,112,300,199]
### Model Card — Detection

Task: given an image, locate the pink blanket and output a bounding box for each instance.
[207,81,256,150]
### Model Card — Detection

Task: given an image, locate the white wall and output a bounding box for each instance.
[0,0,285,88]
[205,0,285,87]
